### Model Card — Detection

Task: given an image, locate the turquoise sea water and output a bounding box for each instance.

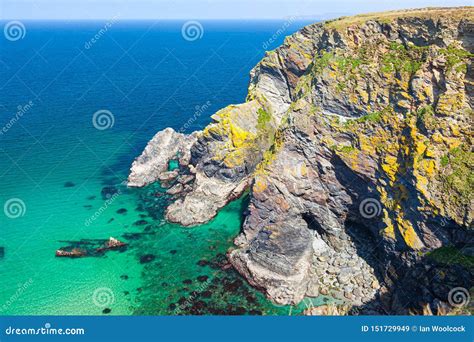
[0,20,321,315]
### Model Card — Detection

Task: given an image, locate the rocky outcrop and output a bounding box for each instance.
[128,128,197,187]
[130,7,474,313]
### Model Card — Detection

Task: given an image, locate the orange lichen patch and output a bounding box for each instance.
[228,121,252,148]
[422,83,433,99]
[336,146,362,171]
[399,91,411,100]
[421,159,436,176]
[358,135,377,155]
[223,149,246,168]
[253,176,268,194]
[202,123,226,138]
[290,161,308,178]
[415,140,427,156]
[359,89,369,103]
[444,137,462,150]
[415,173,429,190]
[451,125,461,137]
[381,210,396,240]
[436,92,465,116]
[349,93,358,104]
[274,196,290,211]
[381,155,399,183]
[395,215,424,250]
[424,146,436,158]
[431,132,444,144]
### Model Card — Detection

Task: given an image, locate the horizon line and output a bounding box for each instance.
[0,17,327,21]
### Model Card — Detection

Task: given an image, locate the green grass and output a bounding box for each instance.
[440,155,449,167]
[354,110,383,124]
[338,145,355,153]
[440,44,474,73]
[312,51,332,74]
[324,8,474,30]
[440,144,474,207]
[256,108,271,130]
[416,105,436,130]
[381,42,428,75]
[427,247,474,268]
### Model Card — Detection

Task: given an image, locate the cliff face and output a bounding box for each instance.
[129,8,474,314]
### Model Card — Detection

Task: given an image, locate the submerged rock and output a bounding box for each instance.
[197,260,209,267]
[134,220,148,226]
[139,254,155,264]
[101,186,118,199]
[197,275,209,282]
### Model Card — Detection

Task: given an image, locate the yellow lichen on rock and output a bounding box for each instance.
[229,121,252,148]
[382,155,399,183]
[395,215,424,250]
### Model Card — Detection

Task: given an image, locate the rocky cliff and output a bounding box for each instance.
[129,7,474,314]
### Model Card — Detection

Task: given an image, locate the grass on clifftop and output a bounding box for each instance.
[324,7,474,29]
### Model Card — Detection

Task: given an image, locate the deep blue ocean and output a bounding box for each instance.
[0,20,319,315]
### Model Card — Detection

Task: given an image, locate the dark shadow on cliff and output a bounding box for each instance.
[351,250,474,315]
[329,152,474,314]
[329,154,387,282]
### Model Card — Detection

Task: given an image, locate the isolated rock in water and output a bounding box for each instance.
[128,128,197,187]
[130,8,474,311]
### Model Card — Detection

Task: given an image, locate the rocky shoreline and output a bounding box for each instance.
[129,7,474,314]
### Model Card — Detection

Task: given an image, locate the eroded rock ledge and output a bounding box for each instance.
[129,7,474,314]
